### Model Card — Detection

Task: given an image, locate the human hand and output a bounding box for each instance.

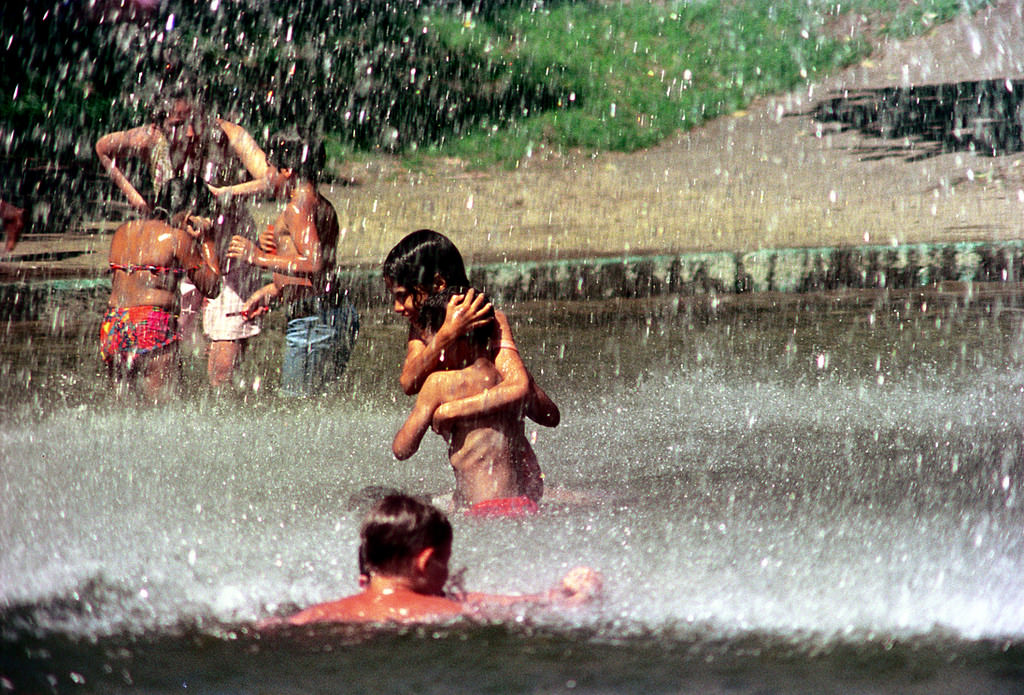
[550,567,603,605]
[431,403,455,437]
[183,215,213,240]
[238,283,279,319]
[442,288,492,338]
[258,224,277,254]
[226,235,257,263]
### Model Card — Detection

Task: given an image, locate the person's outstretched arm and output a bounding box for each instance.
[217,119,272,180]
[461,567,603,610]
[95,126,156,213]
[206,120,278,198]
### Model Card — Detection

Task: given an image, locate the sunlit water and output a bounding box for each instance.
[2,287,1023,693]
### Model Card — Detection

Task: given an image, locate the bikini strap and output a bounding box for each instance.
[109,262,196,275]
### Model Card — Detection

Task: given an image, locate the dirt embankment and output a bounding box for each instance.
[4,1,1024,281]
[325,0,1024,268]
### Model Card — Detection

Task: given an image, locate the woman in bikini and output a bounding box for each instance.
[100,179,221,402]
[96,88,268,389]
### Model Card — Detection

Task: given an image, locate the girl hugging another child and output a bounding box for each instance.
[382,230,559,515]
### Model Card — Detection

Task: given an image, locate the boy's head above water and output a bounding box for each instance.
[359,494,454,595]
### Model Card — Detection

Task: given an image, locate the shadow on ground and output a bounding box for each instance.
[811,78,1024,160]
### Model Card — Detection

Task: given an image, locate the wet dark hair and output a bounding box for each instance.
[150,88,200,126]
[266,129,325,183]
[359,494,452,578]
[418,287,494,348]
[153,176,213,222]
[382,229,470,292]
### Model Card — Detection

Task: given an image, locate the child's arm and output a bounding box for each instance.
[208,177,272,198]
[95,126,156,213]
[392,385,441,460]
[399,289,492,395]
[432,311,560,428]
[217,119,272,180]
[461,567,603,610]
[206,120,276,198]
[492,311,560,426]
[178,220,221,299]
[523,379,560,428]
[236,281,280,319]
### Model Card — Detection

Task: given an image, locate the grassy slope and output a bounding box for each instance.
[379,0,991,169]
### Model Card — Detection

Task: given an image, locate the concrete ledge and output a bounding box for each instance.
[4,240,1024,322]
[346,239,1024,305]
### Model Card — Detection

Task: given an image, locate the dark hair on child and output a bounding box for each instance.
[153,176,213,222]
[150,87,195,124]
[418,287,494,349]
[267,129,326,183]
[359,494,453,578]
[382,229,470,292]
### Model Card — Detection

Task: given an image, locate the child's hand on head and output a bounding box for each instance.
[444,288,492,337]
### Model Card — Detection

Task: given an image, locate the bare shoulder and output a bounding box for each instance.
[288,592,463,624]
[286,596,365,625]
[493,309,515,339]
[112,218,161,241]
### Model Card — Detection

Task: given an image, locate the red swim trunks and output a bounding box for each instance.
[465,496,539,518]
[99,305,179,367]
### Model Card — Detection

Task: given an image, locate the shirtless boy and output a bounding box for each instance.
[223,129,359,395]
[284,493,600,625]
[223,130,340,308]
[100,178,220,402]
[392,289,544,516]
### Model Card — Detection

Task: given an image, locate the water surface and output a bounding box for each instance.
[2,286,1023,693]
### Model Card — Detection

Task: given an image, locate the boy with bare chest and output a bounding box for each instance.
[392,289,542,515]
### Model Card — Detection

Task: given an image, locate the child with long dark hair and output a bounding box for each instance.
[382,229,558,430]
[392,288,544,514]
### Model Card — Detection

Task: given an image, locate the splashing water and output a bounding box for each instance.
[2,291,1023,693]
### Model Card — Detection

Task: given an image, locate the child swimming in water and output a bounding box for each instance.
[382,229,559,430]
[283,493,601,624]
[392,289,545,514]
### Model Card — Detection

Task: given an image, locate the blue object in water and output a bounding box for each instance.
[281,303,359,396]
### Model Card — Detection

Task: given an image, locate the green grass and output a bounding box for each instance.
[1,0,992,176]
[401,0,991,169]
